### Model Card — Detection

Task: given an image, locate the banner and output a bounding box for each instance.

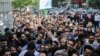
[39,0,52,9]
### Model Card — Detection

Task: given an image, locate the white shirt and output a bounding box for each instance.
[19,50,39,56]
[19,50,27,56]
[80,54,83,56]
[85,39,99,49]
[95,15,100,21]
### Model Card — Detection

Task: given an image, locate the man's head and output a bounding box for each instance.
[67,39,75,50]
[84,45,94,56]
[27,41,35,50]
[88,35,95,44]
[21,33,26,40]
[10,46,17,54]
[3,49,11,56]
[60,38,67,49]
[24,51,35,56]
[1,38,8,47]
[39,53,46,56]
[87,27,92,32]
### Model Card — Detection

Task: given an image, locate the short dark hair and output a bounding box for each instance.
[24,51,35,56]
[84,45,94,51]
[76,39,84,45]
[2,48,11,56]
[27,41,35,50]
[5,28,9,32]
[68,39,76,46]
[1,37,7,42]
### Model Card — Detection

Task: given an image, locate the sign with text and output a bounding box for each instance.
[39,0,52,9]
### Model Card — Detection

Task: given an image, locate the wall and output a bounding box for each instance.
[0,0,13,34]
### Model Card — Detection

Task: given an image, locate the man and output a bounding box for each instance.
[18,41,39,56]
[3,49,11,56]
[54,38,68,56]
[67,39,78,56]
[1,38,10,50]
[54,39,77,56]
[85,35,99,49]
[58,38,67,50]
[10,46,18,56]
[94,13,100,29]
[54,49,68,56]
[80,45,94,56]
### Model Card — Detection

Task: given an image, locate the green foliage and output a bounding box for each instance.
[52,0,65,7]
[12,0,25,8]
[88,0,100,8]
[31,0,39,7]
[12,0,65,9]
[12,0,38,9]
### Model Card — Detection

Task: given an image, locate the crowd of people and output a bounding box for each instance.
[0,9,100,56]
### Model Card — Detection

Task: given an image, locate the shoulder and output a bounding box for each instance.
[54,49,68,56]
[80,54,83,56]
[55,49,65,53]
[34,50,39,56]
[19,50,28,56]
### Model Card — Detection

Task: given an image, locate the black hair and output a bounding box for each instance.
[68,39,76,46]
[72,52,79,56]
[11,28,15,32]
[27,41,35,50]
[53,41,58,46]
[37,26,42,31]
[89,34,95,37]
[1,37,7,42]
[5,28,9,32]
[45,37,52,45]
[76,39,84,45]
[84,45,94,51]
[24,51,35,56]
[94,46,100,56]
[2,48,11,56]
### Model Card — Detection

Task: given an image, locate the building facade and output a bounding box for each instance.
[0,0,13,33]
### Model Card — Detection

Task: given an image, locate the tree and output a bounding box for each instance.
[88,0,100,8]
[52,0,65,7]
[12,0,38,16]
[12,0,26,9]
[12,0,38,9]
[31,0,39,8]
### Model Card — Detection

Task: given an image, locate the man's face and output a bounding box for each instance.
[38,34,43,39]
[67,40,74,50]
[4,51,11,56]
[10,47,17,53]
[64,29,70,35]
[84,49,92,56]
[21,34,26,40]
[40,45,45,52]
[47,24,52,30]
[2,41,7,46]
[60,39,66,47]
[87,27,92,32]
[89,36,95,43]
[72,54,78,56]
[52,42,57,48]
[13,34,17,40]
[40,53,46,56]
